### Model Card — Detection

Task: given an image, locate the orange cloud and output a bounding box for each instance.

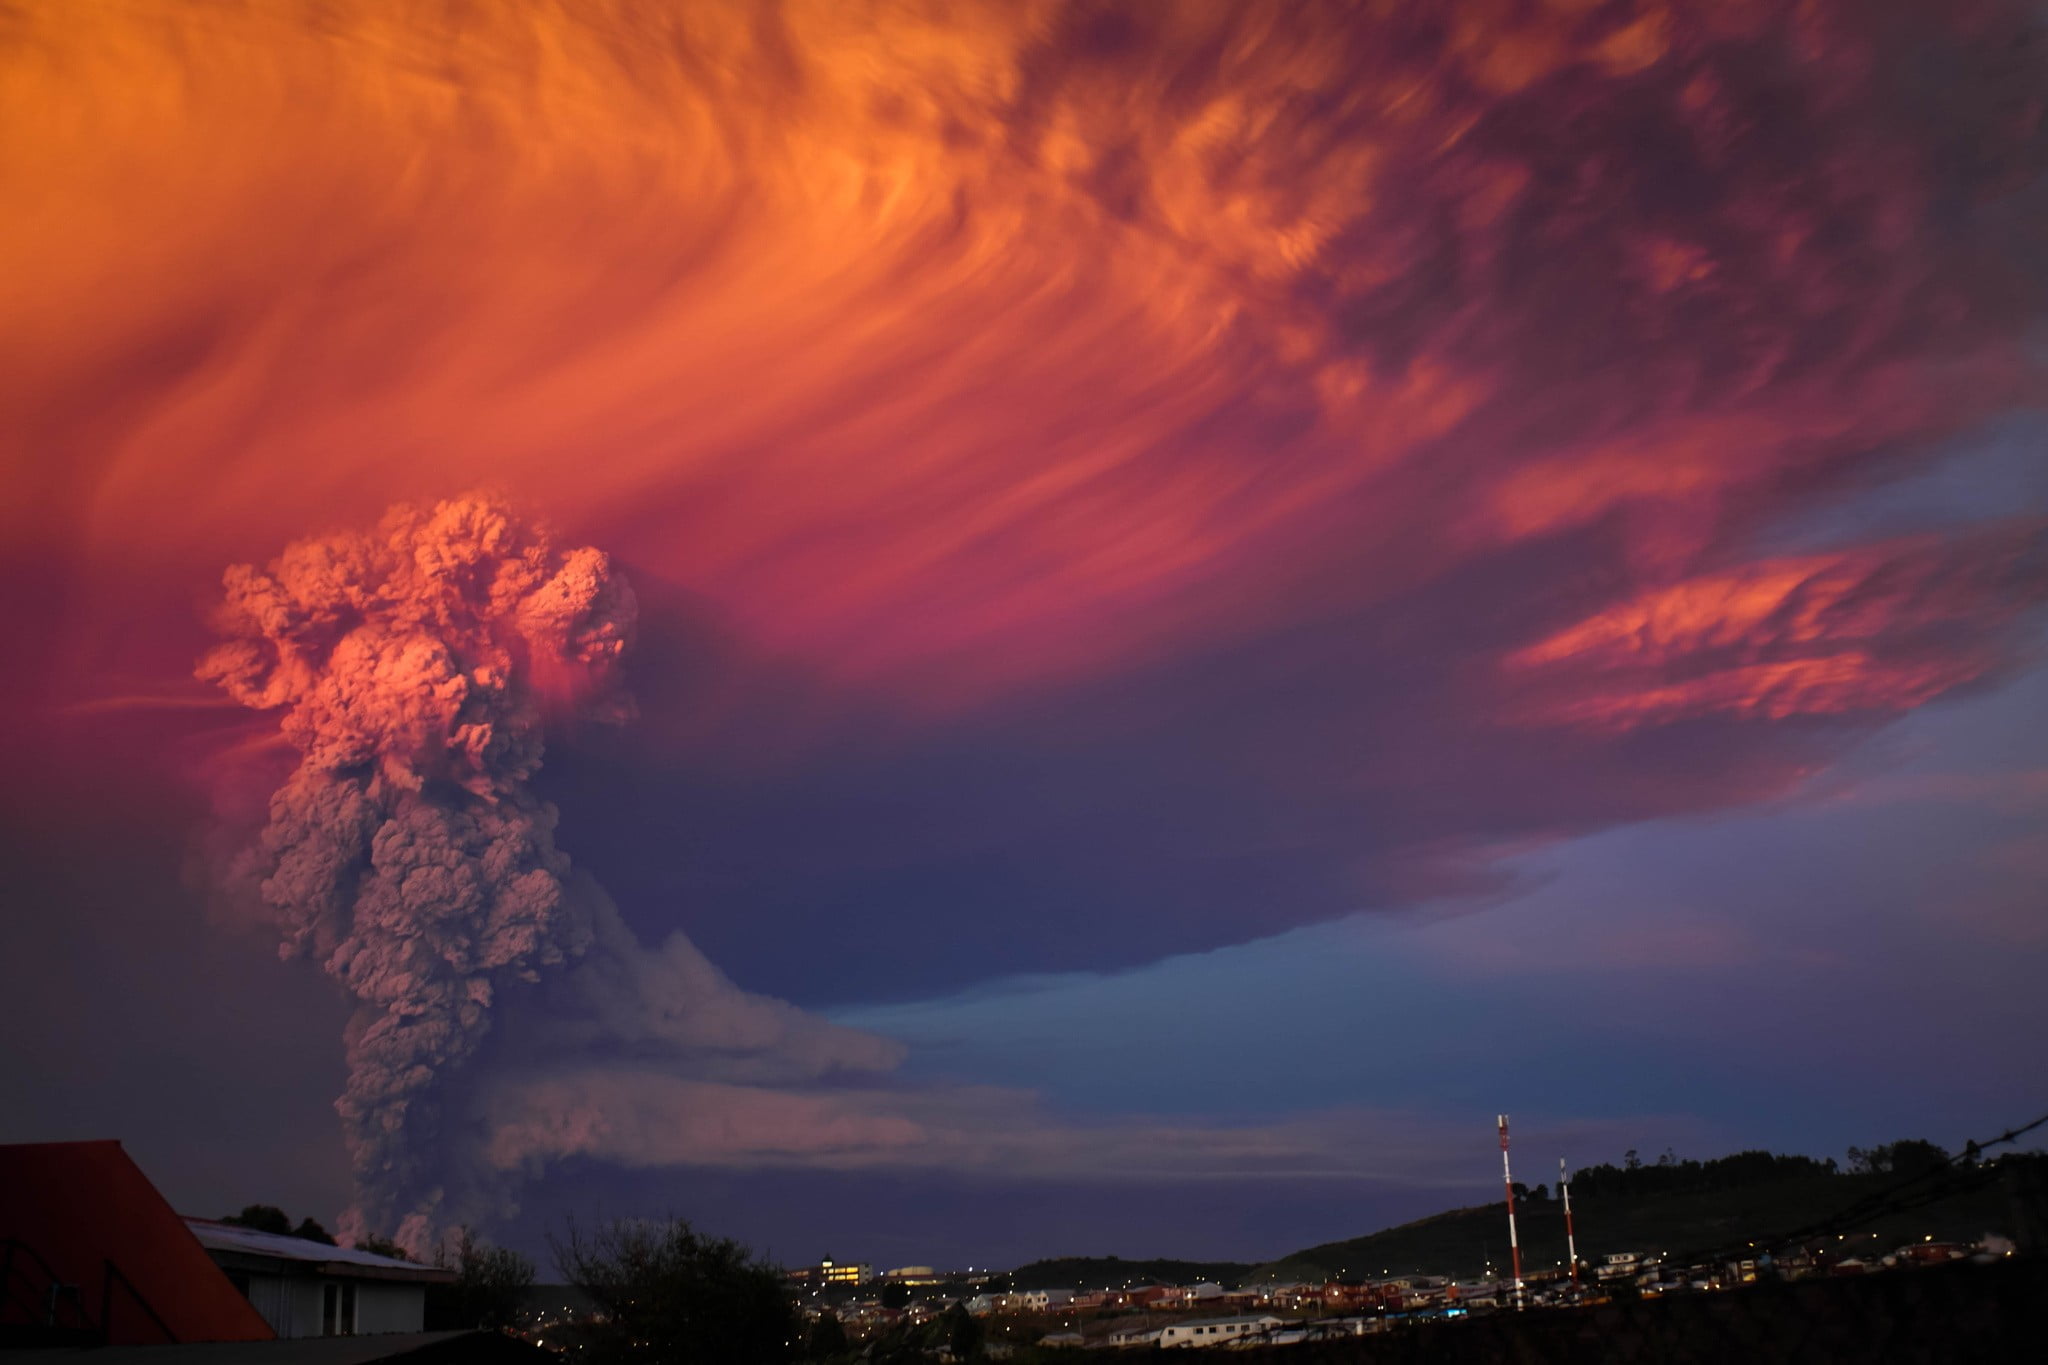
[1506,525,2048,728]
[4,0,2042,715]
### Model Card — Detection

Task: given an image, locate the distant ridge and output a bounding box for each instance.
[999,1145,2039,1287]
[1006,1255,1252,1292]
[1260,1164,2023,1282]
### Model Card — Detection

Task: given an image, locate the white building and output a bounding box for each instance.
[1267,1319,1370,1345]
[1158,1315,1284,1349]
[1016,1288,1075,1311]
[184,1220,451,1338]
[813,1257,873,1286]
[1596,1252,1654,1282]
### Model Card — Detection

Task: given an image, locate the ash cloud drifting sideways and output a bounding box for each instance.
[199,497,898,1251]
[473,1070,1579,1191]
[195,496,1559,1242]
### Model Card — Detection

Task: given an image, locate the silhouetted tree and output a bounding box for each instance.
[222,1205,292,1236]
[945,1303,984,1360]
[355,1234,415,1262]
[802,1311,848,1361]
[1571,1148,1843,1201]
[427,1227,535,1331]
[550,1215,796,1364]
[879,1281,911,1310]
[1847,1139,1949,1177]
[219,1206,338,1245]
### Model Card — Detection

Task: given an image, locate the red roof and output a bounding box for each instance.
[0,1140,276,1344]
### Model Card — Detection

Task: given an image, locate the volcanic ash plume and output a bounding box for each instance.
[199,496,636,1252]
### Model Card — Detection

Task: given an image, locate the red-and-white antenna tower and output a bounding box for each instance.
[1498,1114,1524,1308]
[1560,1156,1579,1287]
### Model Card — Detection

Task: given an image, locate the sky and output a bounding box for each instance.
[2,0,2046,1270]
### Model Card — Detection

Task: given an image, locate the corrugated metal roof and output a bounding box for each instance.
[183,1222,447,1280]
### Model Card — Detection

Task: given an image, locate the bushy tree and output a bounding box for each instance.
[1847,1139,1950,1177]
[355,1234,415,1262]
[801,1312,848,1361]
[222,1205,292,1236]
[293,1218,337,1246]
[550,1215,797,1365]
[945,1303,983,1360]
[219,1206,335,1245]
[427,1227,535,1331]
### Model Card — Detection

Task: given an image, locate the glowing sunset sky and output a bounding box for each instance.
[3,0,2045,1265]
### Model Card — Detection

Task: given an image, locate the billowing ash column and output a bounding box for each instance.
[199,495,636,1254]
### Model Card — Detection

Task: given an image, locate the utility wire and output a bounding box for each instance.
[1660,1106,2048,1271]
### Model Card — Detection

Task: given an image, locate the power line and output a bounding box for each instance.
[1662,1106,2048,1270]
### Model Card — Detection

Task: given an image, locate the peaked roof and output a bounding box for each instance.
[0,1140,275,1345]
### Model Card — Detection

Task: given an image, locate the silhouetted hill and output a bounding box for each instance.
[1007,1255,1251,1291]
[1258,1154,2029,1283]
[989,1146,2041,1291]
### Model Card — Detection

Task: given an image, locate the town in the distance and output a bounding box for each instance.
[748,1130,2037,1354]
[8,1120,2042,1360]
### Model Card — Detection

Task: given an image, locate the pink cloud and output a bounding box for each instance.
[476,1065,1681,1190]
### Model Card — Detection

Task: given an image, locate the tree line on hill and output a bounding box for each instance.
[1562,1140,1949,1203]
[1264,1136,2025,1281]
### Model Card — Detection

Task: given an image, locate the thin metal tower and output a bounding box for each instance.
[1560,1156,1579,1287]
[1498,1114,1524,1308]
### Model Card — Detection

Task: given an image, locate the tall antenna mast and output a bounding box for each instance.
[1498,1115,1524,1308]
[1560,1157,1579,1288]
